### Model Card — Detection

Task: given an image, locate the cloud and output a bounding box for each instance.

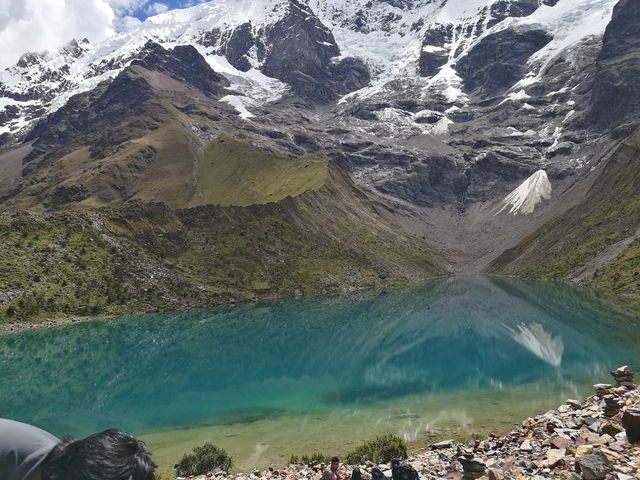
[114,14,143,32]
[0,0,205,69]
[0,0,116,69]
[145,2,169,15]
[106,0,148,14]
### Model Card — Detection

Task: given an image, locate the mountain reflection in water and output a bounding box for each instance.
[0,277,638,457]
[504,323,564,367]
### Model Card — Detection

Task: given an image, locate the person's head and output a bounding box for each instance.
[331,456,340,472]
[41,429,156,480]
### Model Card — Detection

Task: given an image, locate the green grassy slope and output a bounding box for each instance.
[0,56,445,326]
[3,128,330,211]
[489,129,640,310]
[0,165,443,324]
[190,135,329,207]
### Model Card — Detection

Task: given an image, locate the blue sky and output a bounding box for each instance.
[113,0,210,29]
[127,1,208,21]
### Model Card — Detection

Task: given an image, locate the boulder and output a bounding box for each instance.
[430,440,453,450]
[457,455,487,473]
[575,451,614,480]
[575,445,594,458]
[546,448,566,468]
[621,408,640,443]
[601,422,623,437]
[519,440,533,452]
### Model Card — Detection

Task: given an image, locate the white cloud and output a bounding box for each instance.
[114,14,143,32]
[0,0,201,69]
[0,0,116,69]
[145,2,169,15]
[106,0,148,14]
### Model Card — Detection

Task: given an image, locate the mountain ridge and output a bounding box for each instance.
[1,0,640,320]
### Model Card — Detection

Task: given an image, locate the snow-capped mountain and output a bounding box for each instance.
[0,0,639,304]
[0,0,618,140]
[1,0,638,226]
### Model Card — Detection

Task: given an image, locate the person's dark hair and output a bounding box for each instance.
[331,456,339,464]
[42,429,156,480]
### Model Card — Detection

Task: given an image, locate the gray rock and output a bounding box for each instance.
[588,0,640,128]
[430,440,453,449]
[455,28,553,97]
[566,399,583,410]
[621,408,640,443]
[260,0,369,103]
[575,451,614,480]
[457,456,487,473]
[519,440,533,452]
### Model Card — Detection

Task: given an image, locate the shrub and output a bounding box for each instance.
[289,452,330,465]
[175,442,233,477]
[344,435,407,465]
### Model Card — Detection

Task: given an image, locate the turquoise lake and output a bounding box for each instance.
[1,277,639,470]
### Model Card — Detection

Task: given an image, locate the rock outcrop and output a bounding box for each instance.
[589,0,640,128]
[455,28,553,97]
[260,0,370,102]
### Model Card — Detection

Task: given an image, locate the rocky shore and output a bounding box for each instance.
[0,316,98,335]
[186,367,640,480]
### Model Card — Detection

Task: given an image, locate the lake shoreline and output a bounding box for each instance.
[0,283,391,335]
[1,274,636,336]
[2,280,639,477]
[179,368,640,480]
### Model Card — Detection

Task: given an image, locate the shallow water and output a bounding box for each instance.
[1,277,639,470]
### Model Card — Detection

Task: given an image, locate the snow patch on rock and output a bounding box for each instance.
[497,170,552,216]
[220,95,256,119]
[509,0,616,89]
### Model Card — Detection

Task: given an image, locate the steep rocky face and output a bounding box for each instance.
[200,22,256,72]
[259,0,369,102]
[0,39,92,144]
[196,0,372,103]
[12,42,233,201]
[456,29,553,98]
[131,42,230,96]
[0,38,91,104]
[589,0,640,129]
[487,0,539,27]
[418,24,454,77]
[418,0,542,78]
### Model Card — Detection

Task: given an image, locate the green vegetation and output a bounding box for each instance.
[0,122,442,325]
[288,452,331,465]
[490,129,640,312]
[344,435,408,465]
[192,135,329,207]
[0,167,441,324]
[583,238,640,313]
[175,442,233,476]
[8,129,329,211]
[624,130,640,149]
